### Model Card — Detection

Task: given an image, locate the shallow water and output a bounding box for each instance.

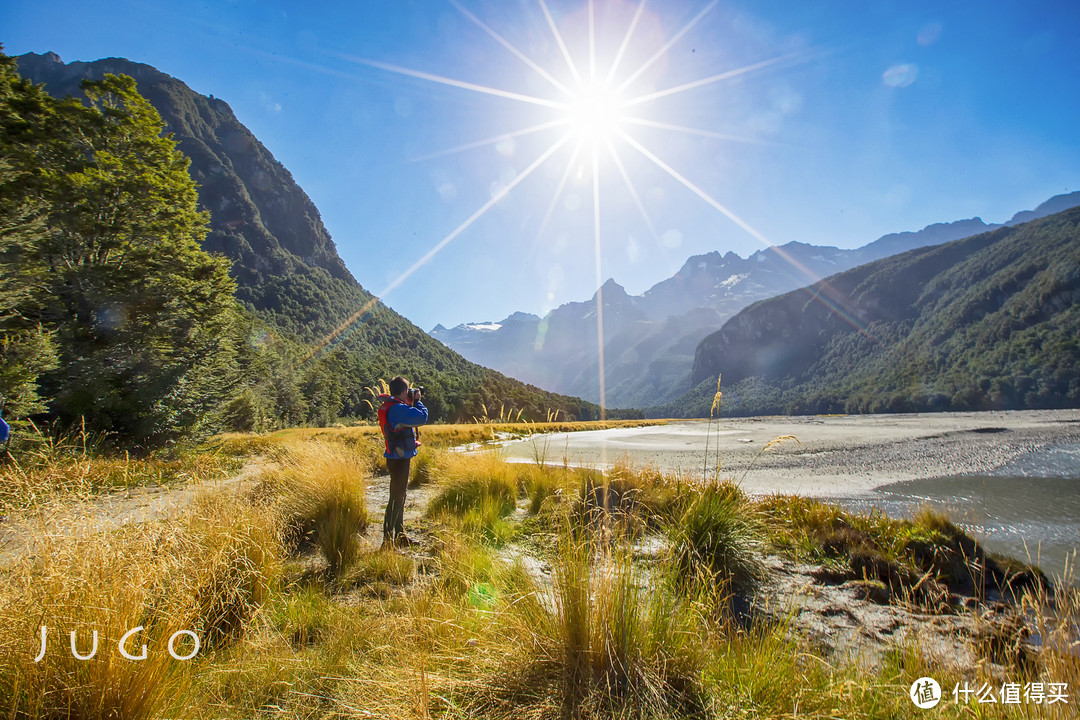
[840,444,1080,584]
[495,424,1080,582]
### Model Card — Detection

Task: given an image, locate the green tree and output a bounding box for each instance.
[0,52,59,416]
[1,55,241,444]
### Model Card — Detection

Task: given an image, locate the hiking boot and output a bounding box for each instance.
[394,534,415,548]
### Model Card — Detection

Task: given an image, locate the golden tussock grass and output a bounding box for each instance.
[256,439,370,575]
[1,431,1077,719]
[425,452,520,543]
[0,490,279,719]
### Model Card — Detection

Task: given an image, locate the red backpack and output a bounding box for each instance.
[377,395,418,457]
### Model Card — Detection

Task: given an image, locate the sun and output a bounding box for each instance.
[339,1,810,412]
[562,80,627,144]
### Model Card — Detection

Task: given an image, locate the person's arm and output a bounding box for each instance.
[388,401,428,428]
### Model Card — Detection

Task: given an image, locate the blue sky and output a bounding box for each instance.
[4,0,1079,331]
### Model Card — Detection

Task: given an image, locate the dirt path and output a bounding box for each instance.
[360,472,440,549]
[0,454,437,564]
[0,460,267,565]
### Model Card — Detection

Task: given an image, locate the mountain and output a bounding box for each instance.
[850,217,998,263]
[432,196,1079,408]
[16,52,355,336]
[1006,192,1080,226]
[666,205,1080,417]
[17,52,607,423]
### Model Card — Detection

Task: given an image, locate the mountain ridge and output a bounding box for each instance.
[664,205,1080,417]
[432,193,1079,408]
[17,51,608,423]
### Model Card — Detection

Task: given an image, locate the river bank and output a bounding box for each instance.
[2,423,1077,717]
[494,409,1080,496]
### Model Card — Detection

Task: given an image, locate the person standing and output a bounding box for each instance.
[0,404,9,455]
[377,376,428,547]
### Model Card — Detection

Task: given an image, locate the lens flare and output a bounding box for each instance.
[313,1,828,412]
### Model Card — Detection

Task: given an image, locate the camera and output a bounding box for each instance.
[408,386,425,402]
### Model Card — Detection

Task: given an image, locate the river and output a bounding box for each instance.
[489,412,1080,582]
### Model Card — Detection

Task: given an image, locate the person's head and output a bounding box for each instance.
[388,376,409,400]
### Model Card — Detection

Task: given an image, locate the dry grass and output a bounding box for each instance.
[408,446,444,487]
[670,481,765,599]
[541,531,712,717]
[1,429,1077,719]
[259,440,370,575]
[759,494,1050,605]
[341,547,416,588]
[0,490,279,719]
[426,452,520,542]
[0,442,236,513]
[275,418,670,450]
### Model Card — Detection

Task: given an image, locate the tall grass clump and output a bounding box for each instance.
[1027,563,1080,717]
[517,462,577,515]
[760,495,1049,605]
[408,447,445,488]
[425,453,518,541]
[486,529,711,718]
[670,482,765,600]
[0,491,280,719]
[603,460,686,527]
[0,529,191,719]
[269,441,369,574]
[341,548,416,589]
[176,493,281,645]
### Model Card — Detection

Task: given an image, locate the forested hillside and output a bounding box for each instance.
[1,51,607,446]
[656,207,1080,417]
[433,195,1078,409]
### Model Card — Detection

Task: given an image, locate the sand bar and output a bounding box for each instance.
[493,409,1080,497]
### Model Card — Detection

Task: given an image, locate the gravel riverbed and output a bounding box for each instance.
[494,409,1080,497]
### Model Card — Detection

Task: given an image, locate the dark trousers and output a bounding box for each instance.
[384,457,411,540]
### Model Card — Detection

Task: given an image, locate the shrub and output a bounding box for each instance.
[270,441,369,574]
[670,482,764,598]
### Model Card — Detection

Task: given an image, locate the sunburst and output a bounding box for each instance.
[319,0,840,413]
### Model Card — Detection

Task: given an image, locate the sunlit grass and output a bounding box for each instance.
[0,437,237,513]
[426,452,519,543]
[670,480,765,599]
[0,490,279,719]
[0,430,1076,719]
[276,418,670,449]
[341,547,416,589]
[758,494,1049,605]
[260,440,369,575]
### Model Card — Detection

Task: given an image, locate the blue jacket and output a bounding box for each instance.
[0,414,8,444]
[382,400,428,459]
